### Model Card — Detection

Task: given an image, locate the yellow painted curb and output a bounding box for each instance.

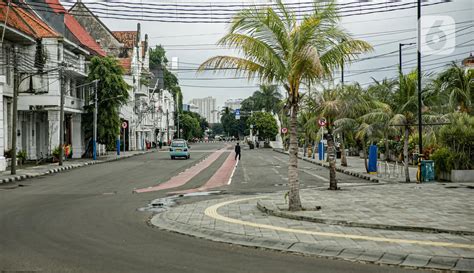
[204,197,474,250]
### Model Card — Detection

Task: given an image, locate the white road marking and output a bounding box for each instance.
[227,160,239,185]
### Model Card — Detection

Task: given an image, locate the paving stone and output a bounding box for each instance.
[337,249,365,260]
[288,242,325,255]
[425,256,459,269]
[357,251,384,262]
[400,254,432,267]
[453,258,474,272]
[377,252,407,265]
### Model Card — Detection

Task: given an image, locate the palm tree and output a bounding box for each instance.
[334,83,372,167]
[254,84,282,113]
[391,70,419,182]
[434,62,473,113]
[199,0,371,210]
[362,78,398,161]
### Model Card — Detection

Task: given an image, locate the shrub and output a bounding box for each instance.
[52,146,61,159]
[431,147,451,176]
[17,150,27,164]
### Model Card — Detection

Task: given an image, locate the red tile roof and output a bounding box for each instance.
[112,31,137,49]
[0,0,60,39]
[118,58,132,74]
[44,0,106,56]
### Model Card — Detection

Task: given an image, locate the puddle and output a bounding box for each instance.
[138,191,221,213]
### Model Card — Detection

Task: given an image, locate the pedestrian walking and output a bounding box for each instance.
[235,142,241,160]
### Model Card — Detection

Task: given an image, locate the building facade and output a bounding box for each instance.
[189,96,218,123]
[224,98,243,111]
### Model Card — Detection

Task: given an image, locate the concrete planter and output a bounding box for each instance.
[451,170,474,182]
[438,170,474,182]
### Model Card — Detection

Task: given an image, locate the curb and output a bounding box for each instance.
[273,149,379,183]
[256,200,474,236]
[0,150,153,185]
[150,210,474,272]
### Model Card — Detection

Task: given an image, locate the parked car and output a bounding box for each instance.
[169,139,190,159]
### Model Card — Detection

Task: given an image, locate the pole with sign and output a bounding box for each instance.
[318,118,327,161]
[122,121,127,153]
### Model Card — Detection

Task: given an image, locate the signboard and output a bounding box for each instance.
[318,117,327,127]
[121,122,128,129]
[281,127,288,134]
[235,109,240,120]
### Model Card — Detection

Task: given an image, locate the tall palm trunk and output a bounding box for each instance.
[384,132,390,162]
[403,126,410,182]
[362,140,368,173]
[328,132,337,190]
[340,133,348,167]
[288,104,302,211]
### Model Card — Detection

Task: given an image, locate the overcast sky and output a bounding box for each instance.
[78,0,473,107]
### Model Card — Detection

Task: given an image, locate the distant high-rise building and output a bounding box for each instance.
[189,97,219,123]
[224,98,243,111]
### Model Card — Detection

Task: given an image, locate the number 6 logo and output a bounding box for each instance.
[420,15,456,56]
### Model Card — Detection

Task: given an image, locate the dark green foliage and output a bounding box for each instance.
[247,112,278,141]
[86,56,130,150]
[180,112,202,140]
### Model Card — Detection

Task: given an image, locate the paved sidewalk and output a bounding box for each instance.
[151,183,474,272]
[275,148,420,183]
[0,150,153,184]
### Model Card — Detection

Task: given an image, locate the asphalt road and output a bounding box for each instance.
[0,142,429,273]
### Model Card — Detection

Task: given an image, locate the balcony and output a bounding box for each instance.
[63,49,87,77]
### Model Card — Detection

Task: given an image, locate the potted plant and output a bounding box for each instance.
[17,150,27,167]
[52,146,61,162]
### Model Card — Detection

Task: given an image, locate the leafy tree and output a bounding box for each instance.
[253,85,282,113]
[180,112,202,140]
[86,56,130,150]
[210,123,224,135]
[149,45,183,113]
[247,112,278,142]
[199,0,372,211]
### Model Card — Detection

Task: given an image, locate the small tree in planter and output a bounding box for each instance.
[52,146,61,163]
[17,150,27,167]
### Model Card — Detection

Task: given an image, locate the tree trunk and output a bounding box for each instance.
[362,140,368,173]
[327,133,337,190]
[288,104,302,211]
[404,126,410,182]
[340,133,348,167]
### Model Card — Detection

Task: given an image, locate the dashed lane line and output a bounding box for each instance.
[204,197,474,250]
[273,156,329,182]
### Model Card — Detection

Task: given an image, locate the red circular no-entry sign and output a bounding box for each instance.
[122,122,128,129]
[281,127,288,134]
[318,118,327,127]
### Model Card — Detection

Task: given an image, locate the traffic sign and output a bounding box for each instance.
[281,127,288,134]
[121,121,128,129]
[180,128,183,132]
[235,109,240,120]
[318,117,327,127]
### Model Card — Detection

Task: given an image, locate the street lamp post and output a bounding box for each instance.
[93,80,98,160]
[399,43,416,74]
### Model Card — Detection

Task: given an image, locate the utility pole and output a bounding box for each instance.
[10,47,18,175]
[93,80,98,160]
[416,0,423,156]
[58,62,65,166]
[176,99,180,139]
[166,110,169,143]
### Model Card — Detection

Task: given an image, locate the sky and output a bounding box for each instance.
[73,0,473,108]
